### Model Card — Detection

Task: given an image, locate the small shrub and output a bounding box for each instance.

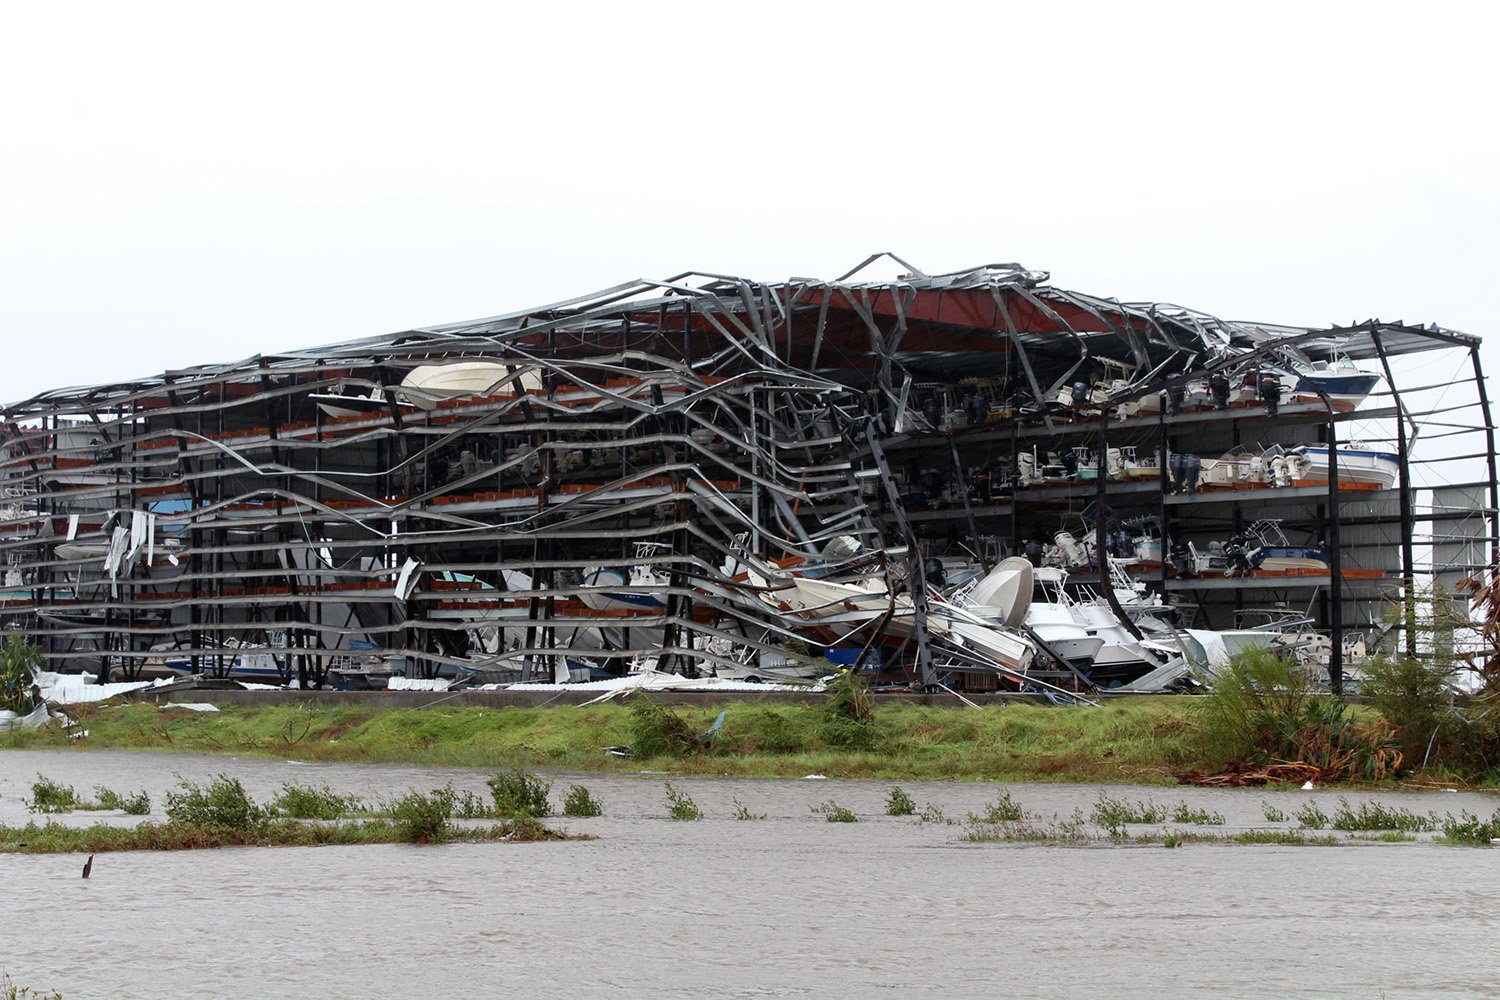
[390,788,452,842]
[486,768,552,818]
[1261,801,1288,823]
[1234,829,1339,846]
[731,798,765,821]
[1162,833,1183,849]
[1170,803,1225,826]
[164,775,267,832]
[812,801,858,823]
[818,670,882,749]
[1295,801,1328,830]
[886,786,916,816]
[664,782,702,821]
[1330,798,1436,833]
[969,791,1025,824]
[270,783,360,820]
[1439,810,1500,845]
[628,697,701,757]
[94,787,151,816]
[823,670,874,724]
[0,635,45,714]
[1362,653,1454,765]
[917,803,947,824]
[562,784,602,818]
[1092,793,1166,832]
[741,708,807,754]
[27,776,79,814]
[448,787,492,819]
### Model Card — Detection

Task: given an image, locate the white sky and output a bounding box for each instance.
[2,0,1497,406]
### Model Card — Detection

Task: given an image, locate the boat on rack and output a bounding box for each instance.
[1289,445,1399,489]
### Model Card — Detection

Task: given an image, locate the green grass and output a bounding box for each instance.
[0,697,1217,783]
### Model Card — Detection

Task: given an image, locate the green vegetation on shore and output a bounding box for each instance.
[2,646,1496,787]
[0,696,1210,782]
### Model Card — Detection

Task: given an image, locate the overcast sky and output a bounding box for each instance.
[2,0,1497,407]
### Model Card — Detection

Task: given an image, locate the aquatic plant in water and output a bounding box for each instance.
[968,791,1026,824]
[1091,793,1166,833]
[1261,801,1288,823]
[664,782,702,821]
[1170,802,1225,826]
[270,783,360,820]
[27,776,80,814]
[486,767,552,818]
[390,789,453,842]
[561,784,602,818]
[1438,810,1500,845]
[812,801,858,823]
[886,786,916,816]
[731,798,765,821]
[164,775,268,833]
[1330,798,1436,833]
[1294,801,1329,830]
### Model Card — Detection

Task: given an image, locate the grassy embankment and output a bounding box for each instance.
[3,696,1228,783]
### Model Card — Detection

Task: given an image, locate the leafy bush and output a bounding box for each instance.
[446,787,492,819]
[1330,798,1436,833]
[663,781,701,821]
[812,801,858,823]
[1362,654,1452,764]
[486,768,552,818]
[164,775,267,832]
[731,798,765,821]
[886,786,916,816]
[270,783,360,820]
[969,791,1026,824]
[1295,801,1328,830]
[96,786,151,815]
[1170,803,1224,826]
[627,697,701,757]
[390,789,452,842]
[1199,648,1403,781]
[1198,647,1314,765]
[1261,802,1288,823]
[27,776,79,813]
[1091,793,1166,831]
[1439,810,1500,845]
[0,635,44,714]
[918,803,947,824]
[561,784,602,818]
[823,669,874,724]
[740,708,807,754]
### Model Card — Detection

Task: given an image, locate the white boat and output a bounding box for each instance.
[1289,445,1399,489]
[399,362,543,410]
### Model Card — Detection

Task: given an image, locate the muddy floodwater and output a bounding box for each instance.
[2,750,1498,999]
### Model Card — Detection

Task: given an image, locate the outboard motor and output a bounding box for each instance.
[1059,448,1079,477]
[1182,453,1201,495]
[964,393,988,426]
[1258,375,1281,415]
[1208,373,1231,410]
[1023,539,1044,566]
[1167,385,1186,415]
[1073,381,1088,408]
[1167,451,1185,493]
[921,395,941,427]
[921,557,947,589]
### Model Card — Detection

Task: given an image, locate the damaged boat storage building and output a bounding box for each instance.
[1,259,1494,694]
